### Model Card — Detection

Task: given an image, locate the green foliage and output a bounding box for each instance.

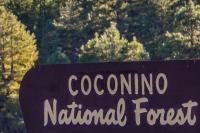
[45,47,71,64]
[4,0,69,63]
[0,6,38,133]
[159,0,200,59]
[118,0,178,60]
[52,0,83,62]
[5,0,61,32]
[80,0,118,32]
[54,0,133,62]
[78,22,149,62]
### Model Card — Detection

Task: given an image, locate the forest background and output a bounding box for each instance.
[1,0,200,132]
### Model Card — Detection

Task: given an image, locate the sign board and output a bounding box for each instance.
[19,60,200,133]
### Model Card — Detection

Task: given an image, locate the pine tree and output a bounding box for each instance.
[4,0,62,33]
[119,0,179,59]
[0,6,38,133]
[159,0,200,59]
[78,22,149,62]
[52,0,83,62]
[4,0,69,63]
[81,0,117,33]
[45,47,71,64]
[54,0,121,62]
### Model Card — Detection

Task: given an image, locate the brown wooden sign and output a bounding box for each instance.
[20,60,200,133]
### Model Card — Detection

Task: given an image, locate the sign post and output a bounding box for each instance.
[20,60,200,133]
